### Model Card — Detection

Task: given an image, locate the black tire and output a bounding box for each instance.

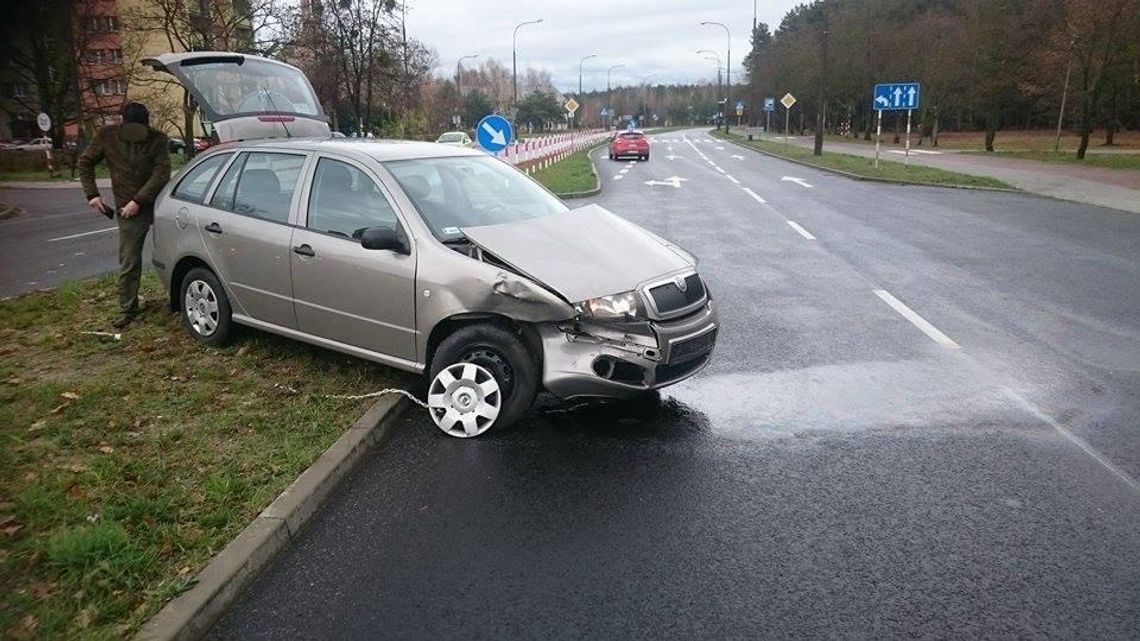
[429,323,539,431]
[643,153,650,161]
[179,266,234,346]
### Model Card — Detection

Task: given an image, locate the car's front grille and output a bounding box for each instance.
[655,356,709,384]
[670,328,717,364]
[648,274,706,316]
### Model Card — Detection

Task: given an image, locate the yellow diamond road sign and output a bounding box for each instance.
[780,93,797,109]
[564,98,580,114]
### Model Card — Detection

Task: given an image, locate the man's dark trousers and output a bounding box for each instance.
[117,210,152,314]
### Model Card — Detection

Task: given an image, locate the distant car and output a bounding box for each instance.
[435,131,473,147]
[193,137,211,152]
[609,130,649,161]
[330,131,347,138]
[16,137,53,151]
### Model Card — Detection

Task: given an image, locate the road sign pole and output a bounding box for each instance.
[905,109,912,167]
[874,110,882,169]
[784,108,790,144]
[765,112,770,141]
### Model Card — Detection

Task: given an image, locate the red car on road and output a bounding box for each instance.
[609,130,650,161]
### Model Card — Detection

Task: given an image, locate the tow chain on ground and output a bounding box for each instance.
[324,388,431,410]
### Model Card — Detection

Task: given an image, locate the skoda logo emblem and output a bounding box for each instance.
[673,275,687,292]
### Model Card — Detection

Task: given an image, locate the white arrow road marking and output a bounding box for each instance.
[480,121,507,146]
[49,227,116,242]
[667,146,674,151]
[644,176,688,188]
[786,220,816,240]
[742,188,766,203]
[731,154,744,160]
[781,176,814,188]
[873,289,960,349]
[715,146,725,150]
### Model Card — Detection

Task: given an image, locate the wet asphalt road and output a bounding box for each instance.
[211,130,1140,639]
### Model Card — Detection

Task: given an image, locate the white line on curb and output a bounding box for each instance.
[48,227,116,242]
[786,220,816,240]
[873,289,960,349]
[742,188,766,204]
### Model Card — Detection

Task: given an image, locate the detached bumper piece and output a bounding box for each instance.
[539,303,718,400]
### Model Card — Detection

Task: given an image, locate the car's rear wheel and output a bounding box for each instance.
[180,267,233,346]
[428,323,538,437]
[643,153,650,161]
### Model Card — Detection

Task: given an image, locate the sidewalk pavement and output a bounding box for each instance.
[0,177,111,190]
[732,128,1140,214]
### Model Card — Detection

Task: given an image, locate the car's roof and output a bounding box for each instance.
[209,137,486,161]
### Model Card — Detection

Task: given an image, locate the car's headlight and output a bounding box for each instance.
[575,290,641,320]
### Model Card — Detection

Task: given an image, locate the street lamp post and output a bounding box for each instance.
[606,63,624,130]
[698,50,722,127]
[579,53,596,130]
[640,73,657,126]
[701,21,731,134]
[512,18,543,121]
[456,54,478,127]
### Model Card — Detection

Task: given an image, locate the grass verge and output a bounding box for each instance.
[533,143,606,196]
[715,131,1013,189]
[1,272,410,640]
[0,155,187,183]
[962,150,1140,172]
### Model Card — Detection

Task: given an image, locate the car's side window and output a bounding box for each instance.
[209,153,246,211]
[171,153,231,204]
[230,152,306,224]
[306,158,399,240]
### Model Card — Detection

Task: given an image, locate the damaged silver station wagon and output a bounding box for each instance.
[147,52,718,437]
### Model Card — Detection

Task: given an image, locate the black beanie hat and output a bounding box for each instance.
[122,102,149,126]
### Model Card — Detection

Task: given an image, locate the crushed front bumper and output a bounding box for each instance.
[538,302,718,400]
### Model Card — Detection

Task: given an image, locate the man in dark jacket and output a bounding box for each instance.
[78,102,170,328]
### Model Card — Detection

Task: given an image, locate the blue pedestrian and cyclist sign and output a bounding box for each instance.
[873,82,920,111]
[476,114,513,153]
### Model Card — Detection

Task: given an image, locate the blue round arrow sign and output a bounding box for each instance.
[475,114,513,152]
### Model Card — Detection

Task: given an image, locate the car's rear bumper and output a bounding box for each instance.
[538,302,717,400]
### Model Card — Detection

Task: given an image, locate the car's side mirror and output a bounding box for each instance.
[360,225,409,254]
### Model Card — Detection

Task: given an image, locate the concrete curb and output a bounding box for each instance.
[555,144,606,200]
[133,394,410,641]
[714,134,1021,193]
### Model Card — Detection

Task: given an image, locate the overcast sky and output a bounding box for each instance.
[406,0,803,94]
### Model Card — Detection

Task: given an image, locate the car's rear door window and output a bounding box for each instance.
[306,158,399,239]
[216,152,305,224]
[171,152,231,203]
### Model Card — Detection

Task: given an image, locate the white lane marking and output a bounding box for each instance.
[613,174,624,181]
[48,227,116,242]
[873,289,960,349]
[888,149,942,155]
[1003,388,1140,496]
[715,145,725,150]
[726,175,740,184]
[731,154,744,160]
[665,155,679,160]
[714,166,725,174]
[786,220,816,240]
[627,161,636,166]
[706,160,716,165]
[780,176,814,188]
[742,188,766,203]
[619,168,630,174]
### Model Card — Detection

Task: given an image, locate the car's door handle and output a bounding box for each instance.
[292,244,315,257]
[204,222,223,234]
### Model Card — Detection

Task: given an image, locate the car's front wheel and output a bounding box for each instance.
[180,267,233,346]
[427,323,538,438]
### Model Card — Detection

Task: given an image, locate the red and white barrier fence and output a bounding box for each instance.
[495,129,611,172]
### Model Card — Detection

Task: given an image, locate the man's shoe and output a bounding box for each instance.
[112,313,133,329]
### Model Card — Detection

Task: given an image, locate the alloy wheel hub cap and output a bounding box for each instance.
[427,363,501,438]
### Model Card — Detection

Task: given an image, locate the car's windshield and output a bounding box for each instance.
[385,155,568,240]
[179,59,321,117]
[438,133,464,142]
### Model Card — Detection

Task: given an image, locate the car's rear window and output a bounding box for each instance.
[619,132,644,140]
[438,133,464,142]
